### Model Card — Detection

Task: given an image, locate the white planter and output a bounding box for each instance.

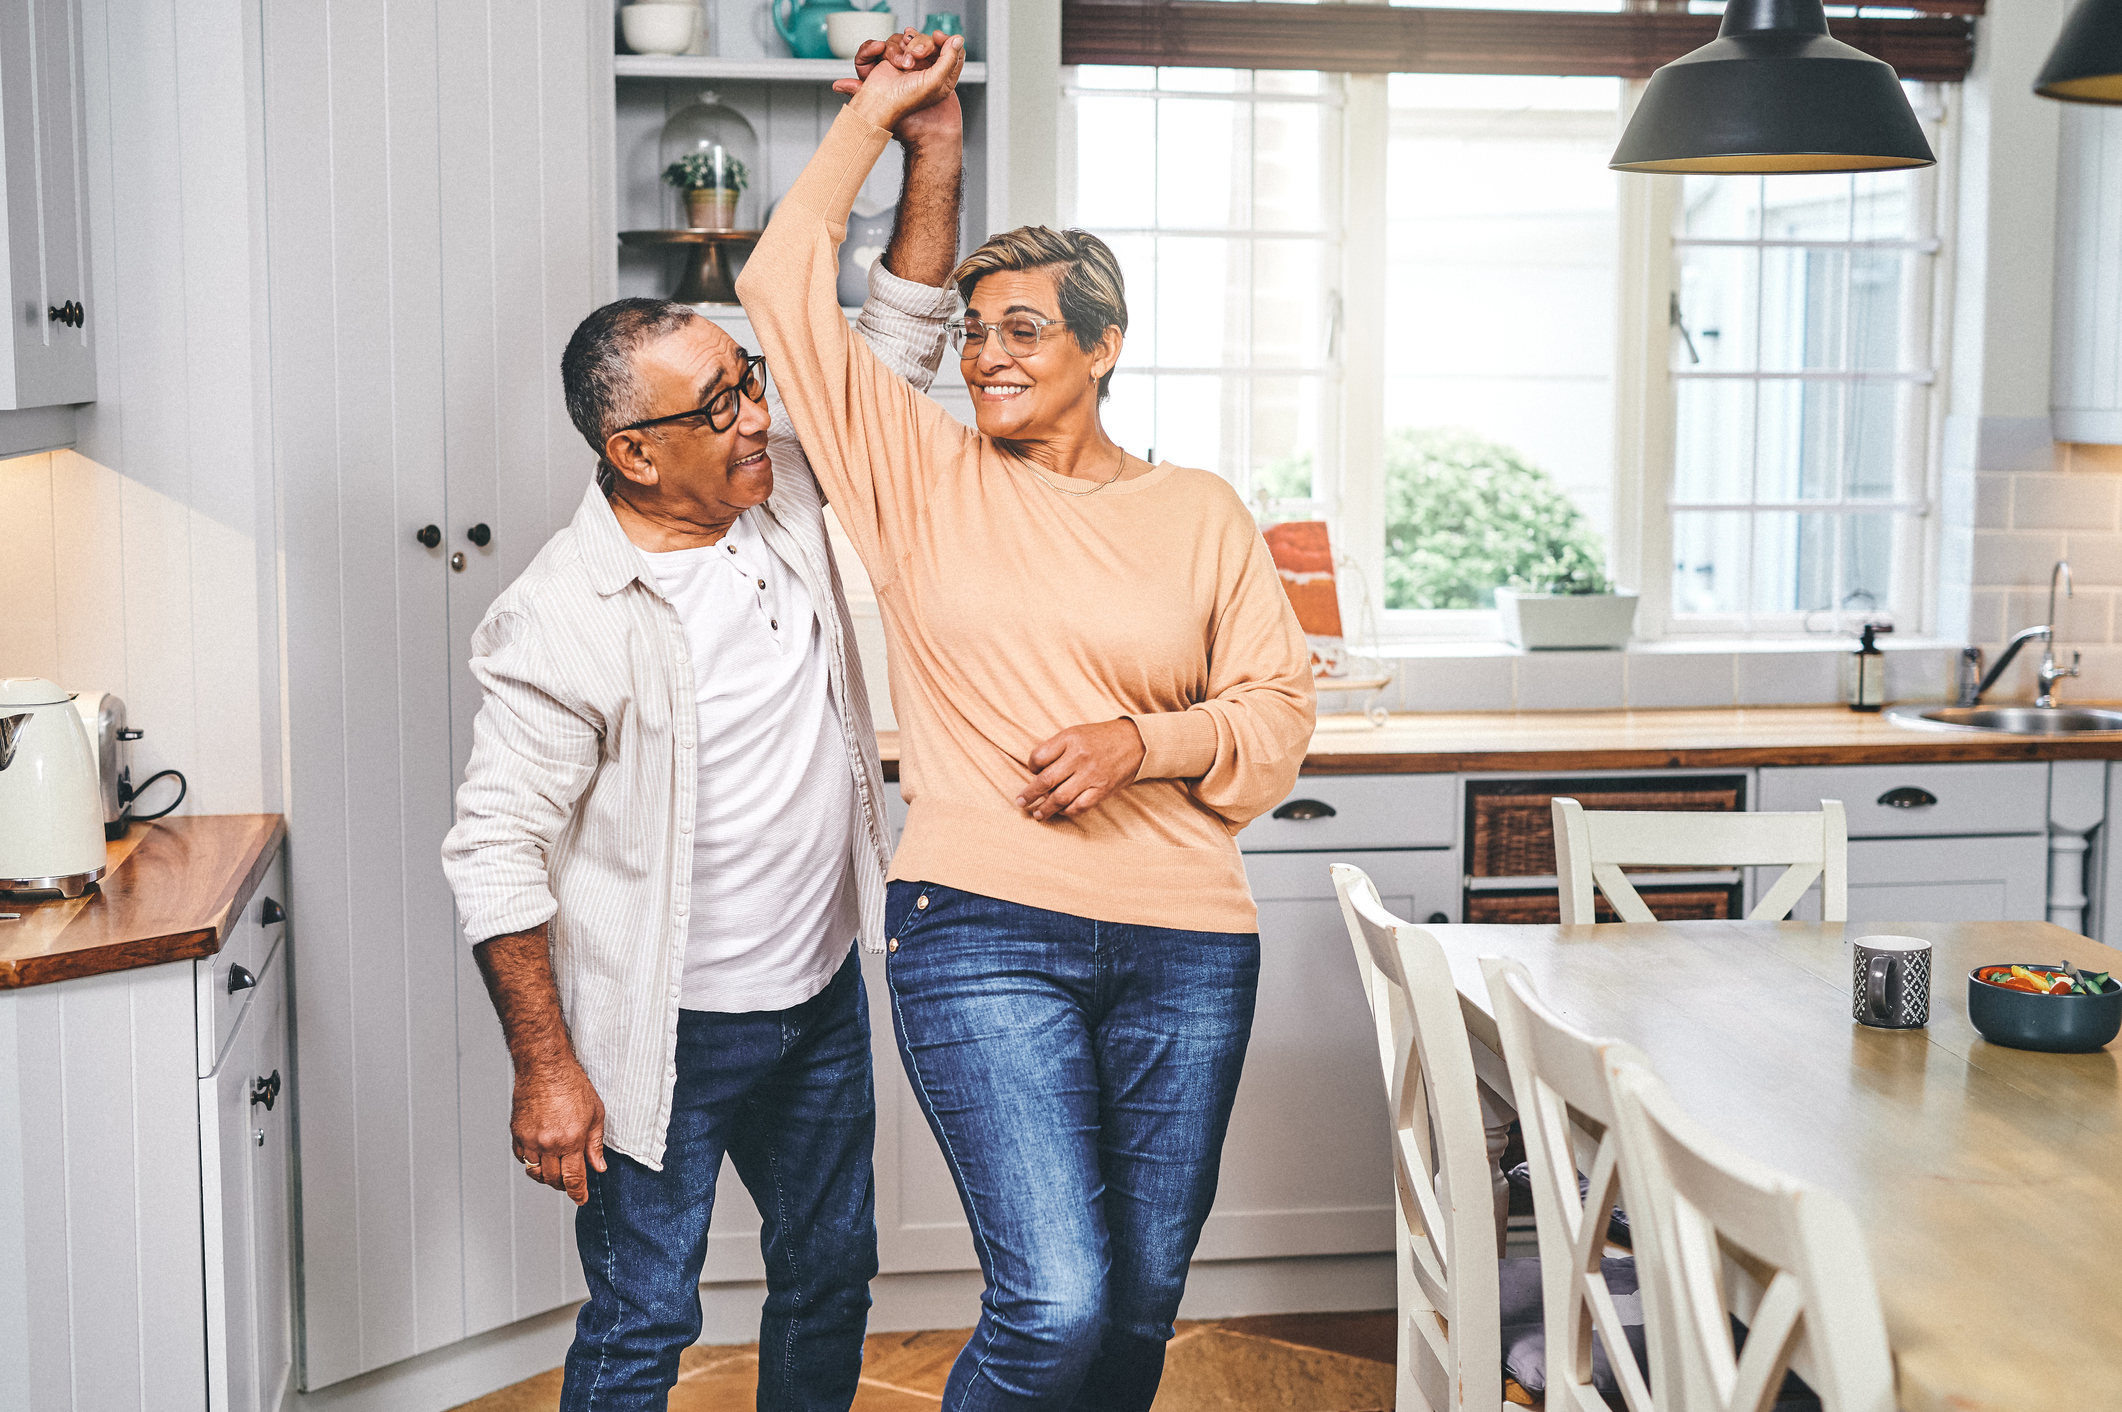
[1495,588,1638,650]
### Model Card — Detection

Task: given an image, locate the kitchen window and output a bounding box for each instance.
[1656,86,1949,637]
[1063,67,1956,645]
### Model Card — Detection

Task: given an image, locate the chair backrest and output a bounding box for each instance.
[1605,1057,1896,1412]
[1479,955,1659,1412]
[1552,797,1849,924]
[1331,863,1500,1412]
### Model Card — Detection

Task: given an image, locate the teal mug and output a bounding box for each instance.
[920,12,964,39]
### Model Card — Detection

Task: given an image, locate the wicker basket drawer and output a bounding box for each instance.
[1465,775,1747,878]
[1466,883,1740,926]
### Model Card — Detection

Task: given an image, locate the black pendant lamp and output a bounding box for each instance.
[1610,0,1935,175]
[2036,0,2122,104]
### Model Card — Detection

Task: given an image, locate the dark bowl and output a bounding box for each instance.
[1966,966,2122,1054]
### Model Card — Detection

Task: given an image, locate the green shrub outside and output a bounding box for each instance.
[1255,427,1609,610]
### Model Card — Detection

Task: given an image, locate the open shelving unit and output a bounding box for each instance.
[615,54,989,83]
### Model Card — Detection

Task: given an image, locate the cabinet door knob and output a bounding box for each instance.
[1876,786,1938,809]
[261,897,285,925]
[466,523,492,547]
[46,301,82,328]
[1427,912,1449,925]
[416,524,442,548]
[450,551,466,571]
[250,1070,281,1111]
[1272,798,1337,822]
[227,962,257,995]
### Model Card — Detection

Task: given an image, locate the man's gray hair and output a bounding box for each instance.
[561,298,701,492]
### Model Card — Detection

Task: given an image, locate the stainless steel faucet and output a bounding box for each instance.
[1959,558,2080,708]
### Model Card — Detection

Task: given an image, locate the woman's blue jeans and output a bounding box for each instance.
[561,949,878,1411]
[883,881,1260,1412]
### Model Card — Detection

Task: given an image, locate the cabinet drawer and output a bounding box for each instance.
[1238,774,1456,853]
[1757,763,2047,838]
[196,855,287,1077]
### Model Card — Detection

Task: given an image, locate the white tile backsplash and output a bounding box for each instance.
[1514,650,1626,711]
[1735,649,1844,706]
[1401,653,1514,713]
[1625,651,1737,709]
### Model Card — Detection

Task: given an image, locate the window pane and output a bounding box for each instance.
[1255,102,1326,232]
[1762,173,1853,242]
[1675,247,1758,371]
[1757,380,1843,502]
[1673,381,1754,504]
[1252,376,1325,503]
[1104,234,1156,367]
[1074,65,1154,91]
[1843,511,1898,620]
[1159,68,1246,93]
[1759,246,1849,372]
[1847,249,1907,370]
[1156,99,1246,229]
[1105,372,1158,464]
[1074,97,1157,227]
[1255,71,1323,96]
[1385,74,1620,550]
[1671,511,1750,616]
[1156,236,1245,368]
[1153,374,1239,481]
[1252,239,1325,367]
[1851,170,1913,240]
[1846,381,1906,500]
[1750,511,1832,615]
[1681,175,1761,241]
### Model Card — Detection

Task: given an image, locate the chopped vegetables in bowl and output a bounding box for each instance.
[1973,964,2115,997]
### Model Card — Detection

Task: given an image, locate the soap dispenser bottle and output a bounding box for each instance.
[1850,624,1884,712]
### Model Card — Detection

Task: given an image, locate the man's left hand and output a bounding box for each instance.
[833,30,962,147]
[1016,719,1146,821]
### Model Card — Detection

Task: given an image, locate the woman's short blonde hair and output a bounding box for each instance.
[952,226,1127,400]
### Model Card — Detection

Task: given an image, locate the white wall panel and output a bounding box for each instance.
[2053,104,2122,444]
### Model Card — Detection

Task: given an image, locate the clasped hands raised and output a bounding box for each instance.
[832,27,966,138]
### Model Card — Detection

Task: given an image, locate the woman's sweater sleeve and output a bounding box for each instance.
[735,108,972,590]
[1130,504,1317,831]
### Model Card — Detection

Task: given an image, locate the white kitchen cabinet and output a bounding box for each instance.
[2052,103,2122,444]
[0,852,290,1412]
[1784,834,2051,925]
[0,0,95,410]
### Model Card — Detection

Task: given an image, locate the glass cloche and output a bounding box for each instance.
[659,91,760,231]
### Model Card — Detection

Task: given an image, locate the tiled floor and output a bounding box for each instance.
[451,1310,1396,1411]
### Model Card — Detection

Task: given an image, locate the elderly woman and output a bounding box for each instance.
[736,37,1315,1412]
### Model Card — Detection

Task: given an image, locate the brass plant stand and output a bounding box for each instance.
[618,229,764,306]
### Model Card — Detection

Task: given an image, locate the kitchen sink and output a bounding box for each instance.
[1885,704,2122,735]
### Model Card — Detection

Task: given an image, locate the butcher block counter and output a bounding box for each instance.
[0,813,286,988]
[878,705,2122,779]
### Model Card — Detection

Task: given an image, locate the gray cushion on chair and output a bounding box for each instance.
[1497,1255,1649,1411]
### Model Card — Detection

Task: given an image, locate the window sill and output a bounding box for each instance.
[1327,637,1958,714]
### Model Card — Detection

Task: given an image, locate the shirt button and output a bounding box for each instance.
[770,619,779,630]
[757,578,766,589]
[680,820,692,833]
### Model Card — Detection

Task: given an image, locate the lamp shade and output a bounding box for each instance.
[1610,0,1935,174]
[2036,0,2122,104]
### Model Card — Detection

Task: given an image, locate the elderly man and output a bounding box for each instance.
[439,56,962,1412]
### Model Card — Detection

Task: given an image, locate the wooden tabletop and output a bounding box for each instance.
[875,705,2122,780]
[0,814,286,988]
[1429,917,2122,1412]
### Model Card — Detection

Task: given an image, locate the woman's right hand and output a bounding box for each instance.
[835,31,963,149]
[843,31,965,133]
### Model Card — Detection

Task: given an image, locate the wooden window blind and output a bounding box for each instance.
[1060,3,1980,83]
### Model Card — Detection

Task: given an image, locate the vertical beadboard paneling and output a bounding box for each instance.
[46,451,128,693]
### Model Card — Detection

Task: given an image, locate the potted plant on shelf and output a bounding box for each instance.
[1493,548,1639,650]
[663,150,750,231]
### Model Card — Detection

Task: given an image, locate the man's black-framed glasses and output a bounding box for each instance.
[951,312,1067,358]
[615,353,767,437]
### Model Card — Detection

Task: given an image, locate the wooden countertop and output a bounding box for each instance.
[0,814,286,989]
[877,705,2122,778]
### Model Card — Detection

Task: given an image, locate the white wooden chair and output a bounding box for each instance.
[1480,955,1659,1412]
[1331,864,1507,1411]
[1605,1055,1896,1412]
[1552,797,1849,924]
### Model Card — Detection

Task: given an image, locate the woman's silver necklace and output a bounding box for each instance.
[1026,446,1129,498]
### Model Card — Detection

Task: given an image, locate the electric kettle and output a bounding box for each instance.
[0,677,107,897]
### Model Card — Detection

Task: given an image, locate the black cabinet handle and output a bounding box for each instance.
[227,963,256,995]
[1426,912,1449,925]
[416,524,442,548]
[46,301,82,328]
[466,523,491,547]
[261,897,285,926]
[250,1070,281,1111]
[1877,786,1938,809]
[1272,798,1337,821]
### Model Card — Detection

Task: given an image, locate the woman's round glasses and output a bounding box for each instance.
[615,354,767,437]
[951,313,1067,358]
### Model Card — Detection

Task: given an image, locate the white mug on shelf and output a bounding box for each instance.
[827,9,896,58]
[620,4,701,56]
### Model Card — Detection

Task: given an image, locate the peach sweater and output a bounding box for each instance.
[738,110,1315,932]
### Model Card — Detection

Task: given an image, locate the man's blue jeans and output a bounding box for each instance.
[560,948,878,1411]
[883,881,1259,1412]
